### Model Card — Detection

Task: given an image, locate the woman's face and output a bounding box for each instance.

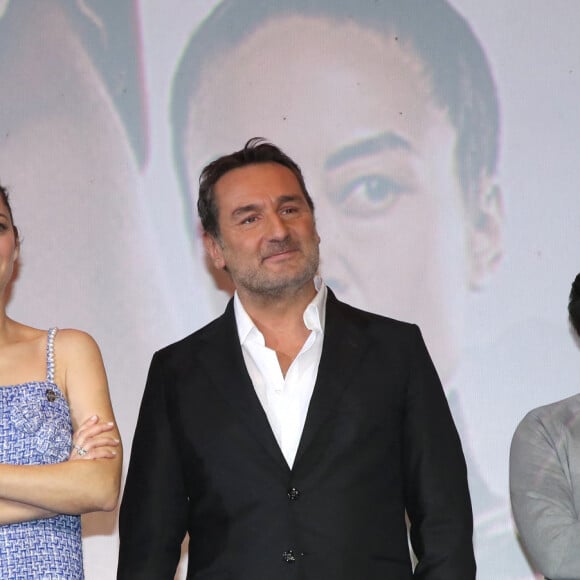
[0,197,19,299]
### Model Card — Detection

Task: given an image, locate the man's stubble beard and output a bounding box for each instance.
[229,239,320,300]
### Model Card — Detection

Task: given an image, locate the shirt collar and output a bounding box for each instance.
[234,276,327,345]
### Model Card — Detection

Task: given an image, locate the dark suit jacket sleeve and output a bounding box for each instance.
[117,351,188,579]
[403,326,476,579]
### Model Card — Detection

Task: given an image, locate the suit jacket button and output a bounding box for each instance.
[282,550,296,563]
[287,487,300,501]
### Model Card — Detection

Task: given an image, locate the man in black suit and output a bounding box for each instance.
[118,138,475,579]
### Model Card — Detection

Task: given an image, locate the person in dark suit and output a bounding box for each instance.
[170,6,530,572]
[117,138,475,579]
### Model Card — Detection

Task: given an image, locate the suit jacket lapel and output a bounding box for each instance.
[197,300,290,474]
[293,290,369,468]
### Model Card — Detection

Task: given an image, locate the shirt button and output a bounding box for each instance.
[282,550,296,563]
[287,487,300,501]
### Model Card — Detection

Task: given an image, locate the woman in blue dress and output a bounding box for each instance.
[0,183,122,578]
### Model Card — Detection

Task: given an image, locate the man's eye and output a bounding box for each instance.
[334,175,405,216]
[241,215,258,225]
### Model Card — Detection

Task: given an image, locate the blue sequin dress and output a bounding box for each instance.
[0,328,84,579]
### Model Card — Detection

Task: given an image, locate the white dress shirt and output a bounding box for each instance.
[234,278,327,468]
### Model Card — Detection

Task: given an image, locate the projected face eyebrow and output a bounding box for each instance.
[325,132,412,169]
[186,15,471,381]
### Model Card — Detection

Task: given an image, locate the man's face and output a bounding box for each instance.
[187,16,475,379]
[204,162,320,301]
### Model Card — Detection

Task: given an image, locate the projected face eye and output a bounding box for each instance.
[332,173,406,217]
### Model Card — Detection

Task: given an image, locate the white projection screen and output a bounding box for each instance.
[2,1,580,578]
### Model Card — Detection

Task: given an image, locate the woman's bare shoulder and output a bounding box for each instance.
[53,328,103,361]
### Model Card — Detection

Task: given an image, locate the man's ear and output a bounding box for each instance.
[203,231,226,271]
[468,179,504,290]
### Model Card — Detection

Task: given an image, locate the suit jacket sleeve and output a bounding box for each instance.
[403,325,476,579]
[510,405,580,579]
[117,351,188,579]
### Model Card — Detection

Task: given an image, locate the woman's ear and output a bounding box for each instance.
[13,226,20,262]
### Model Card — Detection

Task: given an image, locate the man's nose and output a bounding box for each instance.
[265,212,290,240]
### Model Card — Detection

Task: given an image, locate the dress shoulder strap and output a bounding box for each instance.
[46,327,58,383]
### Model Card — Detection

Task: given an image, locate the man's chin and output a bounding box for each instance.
[244,273,315,298]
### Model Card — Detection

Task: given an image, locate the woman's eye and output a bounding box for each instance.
[334,174,405,216]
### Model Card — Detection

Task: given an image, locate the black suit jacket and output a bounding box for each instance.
[118,291,475,579]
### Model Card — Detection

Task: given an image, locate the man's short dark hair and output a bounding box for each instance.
[198,137,314,239]
[569,273,580,336]
[172,0,500,229]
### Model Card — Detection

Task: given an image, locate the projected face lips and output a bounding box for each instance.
[186,16,471,381]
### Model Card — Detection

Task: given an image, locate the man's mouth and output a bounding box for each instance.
[262,246,299,262]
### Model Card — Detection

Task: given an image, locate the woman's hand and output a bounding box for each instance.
[69,415,120,461]
[0,330,122,517]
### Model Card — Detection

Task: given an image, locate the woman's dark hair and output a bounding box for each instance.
[0,183,19,242]
[569,274,580,336]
